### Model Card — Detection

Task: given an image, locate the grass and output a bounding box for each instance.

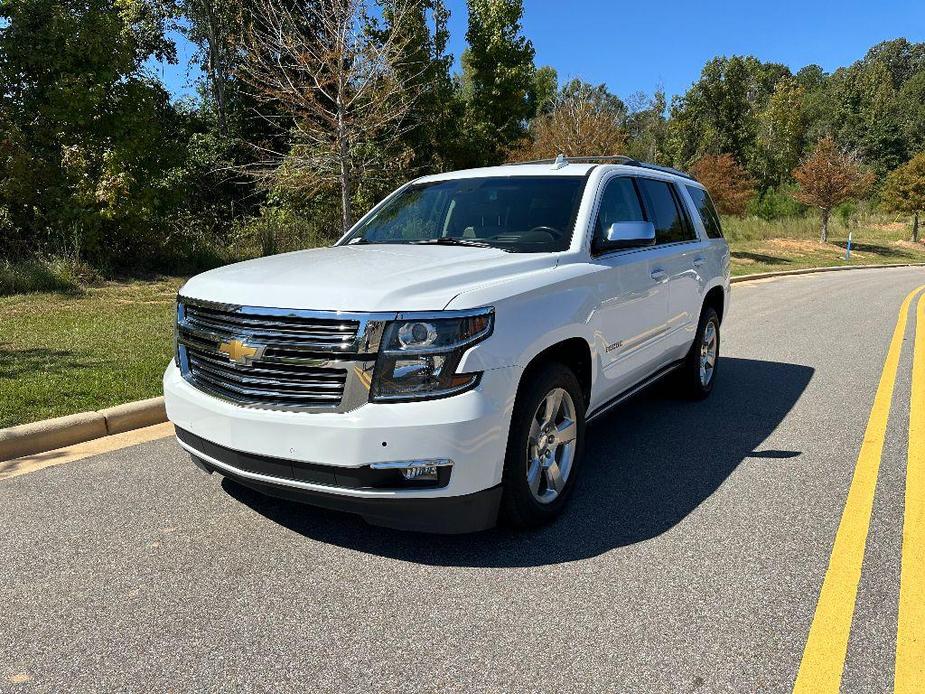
[0,277,183,428]
[1,213,923,429]
[725,214,925,275]
[0,256,95,296]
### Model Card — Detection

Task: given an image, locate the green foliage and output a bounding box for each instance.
[667,55,791,175]
[373,0,463,175]
[462,0,536,164]
[747,186,807,221]
[0,255,99,296]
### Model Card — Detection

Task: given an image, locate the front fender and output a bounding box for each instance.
[452,269,601,383]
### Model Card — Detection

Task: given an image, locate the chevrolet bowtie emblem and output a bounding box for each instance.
[218,338,266,366]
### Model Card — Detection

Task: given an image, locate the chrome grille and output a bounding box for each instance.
[184,303,360,352]
[176,298,391,412]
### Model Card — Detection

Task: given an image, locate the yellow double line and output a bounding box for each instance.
[793,284,925,693]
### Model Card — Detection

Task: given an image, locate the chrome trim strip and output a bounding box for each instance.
[587,360,683,423]
[177,438,447,499]
[370,459,454,470]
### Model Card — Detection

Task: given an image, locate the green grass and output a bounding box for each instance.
[1,213,924,428]
[0,256,95,296]
[0,277,183,428]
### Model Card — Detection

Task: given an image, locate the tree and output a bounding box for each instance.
[0,0,188,266]
[882,152,925,242]
[513,79,626,161]
[239,0,424,233]
[689,154,755,216]
[667,56,790,175]
[371,0,460,176]
[792,137,874,242]
[462,0,536,164]
[182,0,250,136]
[754,77,807,188]
[624,88,668,164]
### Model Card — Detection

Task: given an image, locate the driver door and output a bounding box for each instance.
[589,176,670,403]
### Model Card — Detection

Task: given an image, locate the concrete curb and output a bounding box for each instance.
[2,262,924,463]
[0,397,166,462]
[731,262,925,284]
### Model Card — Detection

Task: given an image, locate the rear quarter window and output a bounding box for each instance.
[686,185,724,239]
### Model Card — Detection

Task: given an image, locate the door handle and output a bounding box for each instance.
[650,268,668,282]
[692,256,706,268]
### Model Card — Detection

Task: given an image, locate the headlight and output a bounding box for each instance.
[371,308,494,401]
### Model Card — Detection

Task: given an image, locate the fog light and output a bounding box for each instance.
[401,464,439,481]
[370,459,454,486]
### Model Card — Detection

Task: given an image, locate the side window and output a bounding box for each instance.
[592,177,645,251]
[686,185,724,239]
[637,178,696,244]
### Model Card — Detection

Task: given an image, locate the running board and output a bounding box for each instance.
[586,360,684,423]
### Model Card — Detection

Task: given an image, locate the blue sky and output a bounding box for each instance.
[150,0,925,103]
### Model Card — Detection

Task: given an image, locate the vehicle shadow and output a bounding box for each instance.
[223,356,814,567]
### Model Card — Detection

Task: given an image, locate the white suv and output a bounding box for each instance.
[164,155,730,533]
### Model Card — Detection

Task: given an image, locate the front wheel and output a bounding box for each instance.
[676,305,720,399]
[500,363,586,528]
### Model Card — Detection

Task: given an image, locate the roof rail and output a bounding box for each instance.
[504,154,698,181]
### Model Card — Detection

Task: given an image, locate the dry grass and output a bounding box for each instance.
[726,213,925,275]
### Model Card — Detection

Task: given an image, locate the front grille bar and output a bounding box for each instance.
[177,296,396,413]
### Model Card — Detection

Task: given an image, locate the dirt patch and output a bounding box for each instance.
[893,239,924,250]
[870,221,908,233]
[762,239,839,255]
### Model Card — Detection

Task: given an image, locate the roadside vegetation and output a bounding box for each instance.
[3,1,925,427]
[0,278,182,428]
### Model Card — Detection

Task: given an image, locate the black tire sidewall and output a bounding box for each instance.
[501,363,586,528]
[684,307,720,398]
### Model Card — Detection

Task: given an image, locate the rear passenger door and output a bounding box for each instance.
[635,177,705,361]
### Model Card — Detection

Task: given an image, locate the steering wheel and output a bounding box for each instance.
[526,226,563,239]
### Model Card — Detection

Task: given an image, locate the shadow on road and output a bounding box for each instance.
[223,356,814,567]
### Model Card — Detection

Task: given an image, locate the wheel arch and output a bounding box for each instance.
[703,283,726,323]
[518,337,593,410]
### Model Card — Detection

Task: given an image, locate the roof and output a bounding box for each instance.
[414,155,699,185]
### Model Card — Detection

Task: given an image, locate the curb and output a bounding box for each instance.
[731,262,925,284]
[2,262,924,463]
[0,397,166,462]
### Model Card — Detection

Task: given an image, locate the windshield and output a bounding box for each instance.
[341,176,586,253]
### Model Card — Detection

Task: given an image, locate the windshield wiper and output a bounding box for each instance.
[413,237,495,249]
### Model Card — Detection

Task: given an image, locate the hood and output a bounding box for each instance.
[179,244,559,312]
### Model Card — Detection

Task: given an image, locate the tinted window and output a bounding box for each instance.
[686,185,724,239]
[637,178,696,244]
[342,176,585,253]
[593,177,645,249]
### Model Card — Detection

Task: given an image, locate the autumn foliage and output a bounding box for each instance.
[689,154,755,216]
[513,80,626,162]
[881,152,925,242]
[792,137,874,242]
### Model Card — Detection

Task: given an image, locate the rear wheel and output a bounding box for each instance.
[500,363,586,528]
[676,305,720,399]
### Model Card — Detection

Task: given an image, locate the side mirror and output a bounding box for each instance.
[603,221,656,249]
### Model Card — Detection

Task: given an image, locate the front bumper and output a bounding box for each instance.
[163,363,521,531]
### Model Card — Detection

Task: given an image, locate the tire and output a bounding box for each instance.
[676,305,720,400]
[500,362,586,528]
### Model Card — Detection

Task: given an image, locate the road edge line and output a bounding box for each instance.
[792,284,925,693]
[895,292,925,690]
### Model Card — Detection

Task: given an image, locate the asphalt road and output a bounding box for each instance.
[2,266,924,693]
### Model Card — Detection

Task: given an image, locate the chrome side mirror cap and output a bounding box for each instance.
[603,221,656,249]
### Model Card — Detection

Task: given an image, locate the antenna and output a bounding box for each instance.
[550,154,568,170]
